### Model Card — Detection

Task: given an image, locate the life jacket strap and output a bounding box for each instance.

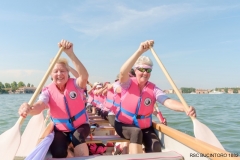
[51,108,87,131]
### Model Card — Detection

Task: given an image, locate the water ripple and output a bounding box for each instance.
[1,94,240,154]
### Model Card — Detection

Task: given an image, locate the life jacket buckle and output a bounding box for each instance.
[136,115,143,119]
[69,116,76,123]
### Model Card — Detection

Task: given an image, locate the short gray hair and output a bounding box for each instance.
[134,56,153,68]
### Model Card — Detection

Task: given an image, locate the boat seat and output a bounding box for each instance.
[89,117,102,120]
[87,113,96,116]
[91,125,115,131]
[90,124,115,136]
[88,115,102,119]
[86,135,129,144]
[89,119,109,124]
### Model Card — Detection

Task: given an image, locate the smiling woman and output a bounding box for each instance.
[18,39,90,158]
[51,59,70,92]
[114,40,197,154]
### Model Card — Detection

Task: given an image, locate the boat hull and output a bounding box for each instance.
[15,119,239,160]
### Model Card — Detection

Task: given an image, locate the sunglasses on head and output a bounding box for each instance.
[137,68,152,73]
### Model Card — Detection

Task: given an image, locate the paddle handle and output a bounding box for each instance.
[150,47,194,120]
[18,47,63,125]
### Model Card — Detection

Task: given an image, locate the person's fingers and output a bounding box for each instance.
[187,107,196,117]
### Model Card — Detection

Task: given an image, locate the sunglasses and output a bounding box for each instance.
[137,68,152,73]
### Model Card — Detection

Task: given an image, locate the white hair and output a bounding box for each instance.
[134,56,153,67]
[50,57,69,70]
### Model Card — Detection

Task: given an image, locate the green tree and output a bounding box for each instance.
[181,87,195,93]
[0,85,7,94]
[18,81,25,88]
[5,83,11,88]
[224,88,228,93]
[0,82,5,88]
[31,84,34,87]
[11,81,18,92]
[11,81,17,88]
[27,83,30,87]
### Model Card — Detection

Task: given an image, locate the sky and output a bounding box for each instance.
[0,0,239,90]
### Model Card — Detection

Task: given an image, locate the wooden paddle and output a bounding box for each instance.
[149,46,225,150]
[0,47,63,160]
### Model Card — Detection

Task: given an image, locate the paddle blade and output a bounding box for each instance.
[16,112,45,157]
[193,119,225,150]
[0,122,21,160]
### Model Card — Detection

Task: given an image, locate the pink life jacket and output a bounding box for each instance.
[104,88,114,107]
[92,91,99,107]
[103,88,120,114]
[103,88,114,111]
[87,90,94,104]
[47,78,88,132]
[112,93,121,114]
[116,77,155,129]
[98,95,105,105]
[101,96,110,112]
[96,94,105,109]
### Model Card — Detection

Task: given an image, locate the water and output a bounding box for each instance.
[0,94,239,154]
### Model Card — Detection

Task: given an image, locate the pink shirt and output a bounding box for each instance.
[113,81,120,93]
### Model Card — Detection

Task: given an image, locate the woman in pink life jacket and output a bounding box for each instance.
[86,87,94,113]
[18,39,90,158]
[115,40,197,154]
[105,71,135,128]
[96,82,112,120]
[93,82,104,116]
[103,79,120,127]
[86,82,102,114]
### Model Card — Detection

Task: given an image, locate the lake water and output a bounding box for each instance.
[0,94,239,154]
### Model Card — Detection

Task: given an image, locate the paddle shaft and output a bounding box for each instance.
[18,47,63,125]
[149,47,194,120]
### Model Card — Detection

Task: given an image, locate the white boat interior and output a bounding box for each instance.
[14,114,239,160]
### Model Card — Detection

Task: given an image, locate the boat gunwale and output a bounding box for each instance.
[153,122,240,160]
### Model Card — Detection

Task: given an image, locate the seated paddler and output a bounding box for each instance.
[114,40,197,154]
[18,39,90,158]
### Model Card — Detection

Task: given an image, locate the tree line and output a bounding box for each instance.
[215,87,240,93]
[181,87,240,93]
[0,81,34,94]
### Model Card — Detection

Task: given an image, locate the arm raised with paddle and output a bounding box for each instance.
[115,40,196,154]
[18,39,91,158]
